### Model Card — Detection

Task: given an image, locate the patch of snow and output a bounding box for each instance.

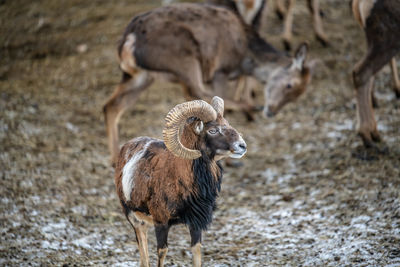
[375,91,395,101]
[71,205,88,216]
[42,221,67,233]
[292,122,302,129]
[377,123,390,132]
[113,261,140,267]
[261,168,278,183]
[263,122,277,131]
[327,131,343,139]
[65,122,79,134]
[41,240,61,250]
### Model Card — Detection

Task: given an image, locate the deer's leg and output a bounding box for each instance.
[155,224,170,267]
[178,59,214,100]
[211,72,256,120]
[180,83,194,101]
[371,84,379,108]
[243,77,258,108]
[212,72,231,101]
[282,0,296,51]
[126,213,151,267]
[180,62,254,115]
[309,0,328,46]
[354,76,380,147]
[307,0,324,19]
[353,54,378,147]
[103,71,154,165]
[190,228,202,267]
[233,76,256,107]
[390,58,400,98]
[275,0,287,20]
[233,76,246,102]
[352,46,394,147]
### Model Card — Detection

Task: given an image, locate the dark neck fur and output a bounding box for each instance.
[179,152,223,231]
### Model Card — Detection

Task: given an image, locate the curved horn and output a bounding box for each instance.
[163,100,217,159]
[211,96,224,116]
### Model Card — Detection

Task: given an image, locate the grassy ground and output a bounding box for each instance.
[1,0,399,266]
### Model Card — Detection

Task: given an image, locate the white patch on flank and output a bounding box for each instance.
[122,141,153,201]
[120,34,136,73]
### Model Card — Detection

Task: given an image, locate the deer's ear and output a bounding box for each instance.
[292,42,308,70]
[194,121,204,135]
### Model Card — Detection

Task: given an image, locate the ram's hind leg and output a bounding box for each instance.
[126,213,150,267]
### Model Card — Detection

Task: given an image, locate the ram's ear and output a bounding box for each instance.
[194,121,204,135]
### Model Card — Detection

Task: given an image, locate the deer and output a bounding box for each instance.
[103,3,313,164]
[351,0,400,148]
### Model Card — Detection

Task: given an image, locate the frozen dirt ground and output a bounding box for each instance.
[1,0,399,266]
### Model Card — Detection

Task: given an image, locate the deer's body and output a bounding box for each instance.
[352,0,400,147]
[120,4,247,83]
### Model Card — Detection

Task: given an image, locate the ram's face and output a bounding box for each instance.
[201,118,247,160]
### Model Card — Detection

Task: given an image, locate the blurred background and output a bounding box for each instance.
[1,0,399,266]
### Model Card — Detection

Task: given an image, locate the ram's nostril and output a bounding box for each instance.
[239,143,247,150]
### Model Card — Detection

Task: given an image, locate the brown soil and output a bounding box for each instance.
[1,0,399,266]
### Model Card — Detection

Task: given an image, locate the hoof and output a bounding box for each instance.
[244,111,256,121]
[315,34,329,47]
[359,130,381,148]
[370,131,381,143]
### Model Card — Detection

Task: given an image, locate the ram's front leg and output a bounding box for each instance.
[190,227,202,267]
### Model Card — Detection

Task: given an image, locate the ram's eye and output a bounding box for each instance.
[208,129,218,135]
